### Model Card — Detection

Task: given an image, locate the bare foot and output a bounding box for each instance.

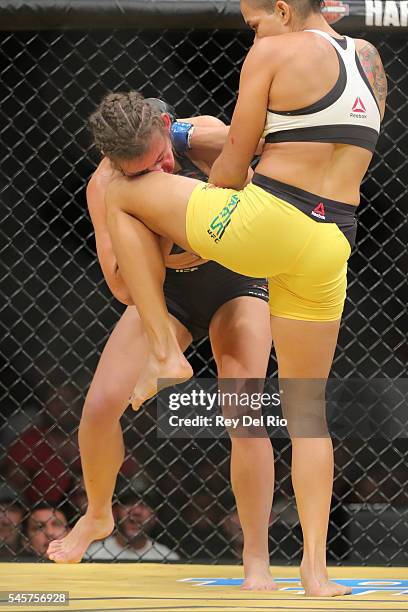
[130,350,193,410]
[47,513,114,563]
[241,555,278,591]
[300,562,352,597]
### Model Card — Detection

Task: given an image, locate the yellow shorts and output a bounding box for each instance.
[185,174,356,321]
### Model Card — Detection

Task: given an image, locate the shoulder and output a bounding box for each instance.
[243,32,305,73]
[251,32,311,55]
[353,37,385,68]
[85,535,117,555]
[354,38,379,54]
[180,115,226,128]
[149,539,180,559]
[353,37,387,114]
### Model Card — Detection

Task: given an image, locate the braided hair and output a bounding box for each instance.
[88,91,166,163]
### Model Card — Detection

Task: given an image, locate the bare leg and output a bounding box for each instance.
[106,173,199,407]
[270,316,352,597]
[210,297,275,591]
[47,307,191,563]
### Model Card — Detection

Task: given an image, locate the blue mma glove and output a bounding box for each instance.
[170,121,195,155]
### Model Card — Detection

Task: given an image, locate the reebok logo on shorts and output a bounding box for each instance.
[207,194,239,243]
[311,202,326,220]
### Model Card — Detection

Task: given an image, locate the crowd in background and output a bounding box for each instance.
[0,382,247,562]
[1,381,406,564]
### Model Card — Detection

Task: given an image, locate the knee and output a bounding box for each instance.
[81,389,126,429]
[230,437,270,452]
[281,380,329,438]
[217,363,240,380]
[216,354,251,379]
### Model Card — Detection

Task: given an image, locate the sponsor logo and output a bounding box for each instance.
[174,267,199,273]
[207,194,239,243]
[247,291,268,298]
[352,96,366,112]
[322,0,350,24]
[365,1,408,28]
[350,96,367,119]
[179,577,408,596]
[311,202,326,220]
[252,283,269,292]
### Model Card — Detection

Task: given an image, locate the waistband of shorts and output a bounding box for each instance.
[252,173,357,222]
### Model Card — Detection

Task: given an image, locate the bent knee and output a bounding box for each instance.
[82,388,128,425]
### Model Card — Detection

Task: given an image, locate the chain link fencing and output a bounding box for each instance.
[0,11,407,564]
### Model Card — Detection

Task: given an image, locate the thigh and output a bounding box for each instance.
[106,173,201,253]
[270,316,341,436]
[270,317,340,379]
[85,306,192,418]
[209,296,272,378]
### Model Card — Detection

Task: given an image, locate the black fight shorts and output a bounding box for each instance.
[164,261,269,341]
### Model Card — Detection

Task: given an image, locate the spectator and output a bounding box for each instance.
[0,500,24,559]
[5,384,82,504]
[178,493,225,560]
[25,506,69,558]
[85,492,178,561]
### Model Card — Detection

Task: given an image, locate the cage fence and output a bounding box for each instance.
[0,1,407,564]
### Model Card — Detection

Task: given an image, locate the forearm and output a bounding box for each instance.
[189,125,229,156]
[209,151,249,189]
[191,125,263,155]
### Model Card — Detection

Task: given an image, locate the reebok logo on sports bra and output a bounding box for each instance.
[350,96,367,118]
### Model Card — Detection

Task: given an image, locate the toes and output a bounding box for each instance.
[51,552,67,562]
[47,544,61,554]
[242,582,277,592]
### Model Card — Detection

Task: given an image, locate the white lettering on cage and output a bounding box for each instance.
[365,1,408,26]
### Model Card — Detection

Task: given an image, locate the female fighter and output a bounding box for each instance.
[48,94,275,590]
[101,1,386,596]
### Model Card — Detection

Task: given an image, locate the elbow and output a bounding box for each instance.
[209,155,248,190]
[210,167,248,190]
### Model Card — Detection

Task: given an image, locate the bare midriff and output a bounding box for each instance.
[256,141,373,206]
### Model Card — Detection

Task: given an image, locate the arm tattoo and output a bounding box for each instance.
[357,42,388,104]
